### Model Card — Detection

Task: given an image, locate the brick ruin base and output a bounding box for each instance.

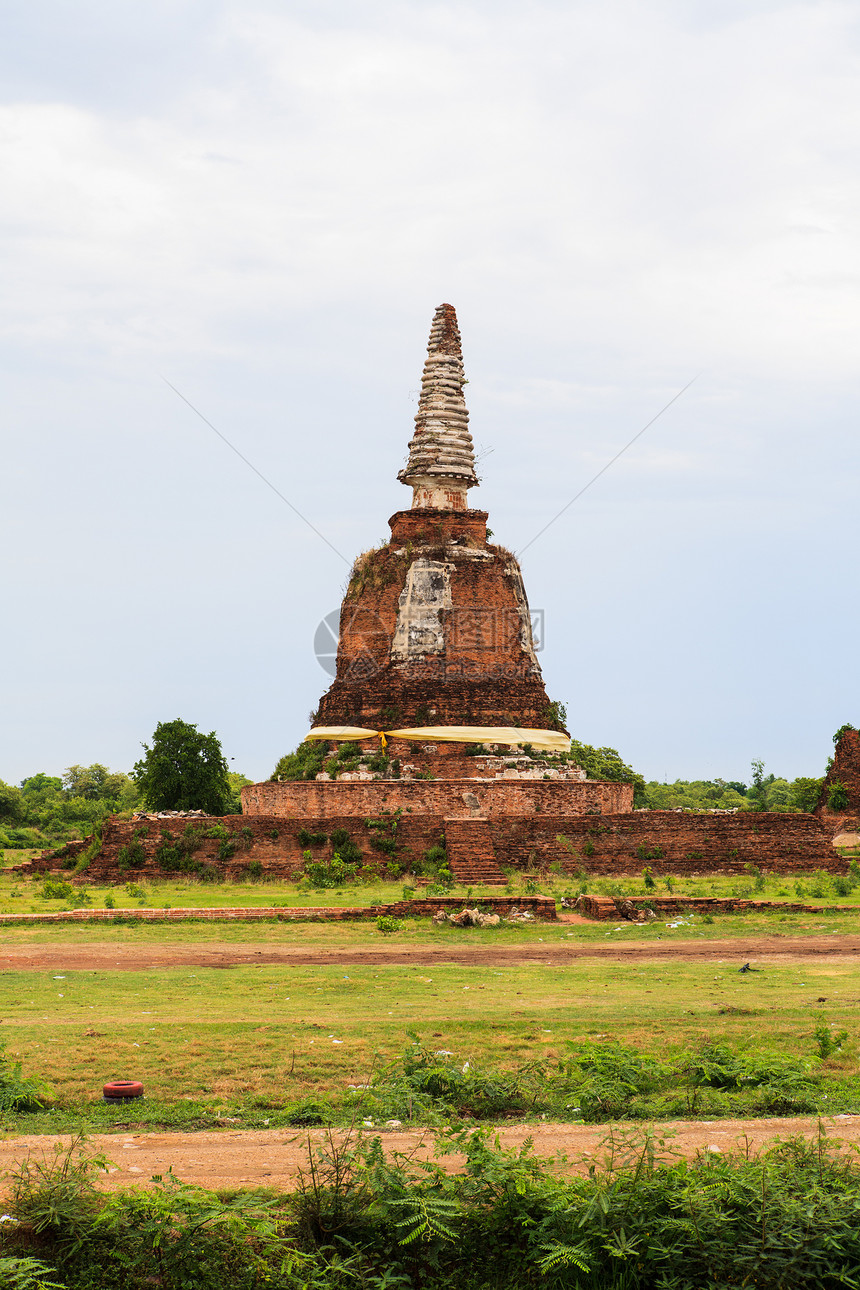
[576,894,858,920]
[0,895,557,926]
[26,806,842,886]
[489,810,839,876]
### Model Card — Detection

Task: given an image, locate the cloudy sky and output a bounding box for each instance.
[3,0,859,788]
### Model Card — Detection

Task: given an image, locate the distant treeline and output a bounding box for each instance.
[0,764,250,851]
[0,742,830,854]
[643,773,822,814]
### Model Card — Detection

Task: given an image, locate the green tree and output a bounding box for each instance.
[643,779,746,811]
[0,781,24,825]
[19,774,63,812]
[133,720,231,814]
[746,759,773,812]
[225,771,253,814]
[568,740,646,807]
[791,776,824,812]
[62,764,138,806]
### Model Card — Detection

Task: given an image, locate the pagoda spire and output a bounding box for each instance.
[398,303,479,510]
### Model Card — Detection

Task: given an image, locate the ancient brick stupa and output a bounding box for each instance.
[242,305,632,882]
[308,303,569,759]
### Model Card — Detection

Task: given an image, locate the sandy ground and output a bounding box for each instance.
[0,933,858,971]
[1,1117,857,1193]
[2,933,858,1192]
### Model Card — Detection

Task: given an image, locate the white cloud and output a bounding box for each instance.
[2,0,859,782]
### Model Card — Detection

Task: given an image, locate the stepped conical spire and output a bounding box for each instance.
[398,303,479,510]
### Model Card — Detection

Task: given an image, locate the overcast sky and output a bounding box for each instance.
[3,0,859,788]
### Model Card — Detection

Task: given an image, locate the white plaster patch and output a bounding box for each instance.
[390,558,453,659]
[503,556,541,673]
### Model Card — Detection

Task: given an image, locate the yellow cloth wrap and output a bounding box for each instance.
[303,725,570,753]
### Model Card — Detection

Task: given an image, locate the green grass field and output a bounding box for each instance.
[0,889,857,1135]
[1,860,860,916]
[0,857,858,1138]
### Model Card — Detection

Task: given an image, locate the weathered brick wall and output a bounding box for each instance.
[817,729,860,834]
[576,894,857,920]
[490,811,840,875]
[242,777,632,819]
[28,805,840,886]
[314,509,561,732]
[29,813,448,884]
[0,895,557,925]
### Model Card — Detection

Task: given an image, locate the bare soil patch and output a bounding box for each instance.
[1,935,858,972]
[1,1117,857,1194]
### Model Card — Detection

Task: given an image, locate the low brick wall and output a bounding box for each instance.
[575,893,860,920]
[492,811,839,875]
[25,806,841,887]
[26,814,447,884]
[242,777,632,819]
[0,895,556,926]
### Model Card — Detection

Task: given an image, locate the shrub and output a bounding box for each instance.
[814,1021,848,1060]
[376,916,401,935]
[116,839,146,872]
[271,740,329,782]
[297,829,326,848]
[9,1136,107,1241]
[636,843,664,861]
[744,862,766,892]
[828,780,850,810]
[808,870,832,899]
[154,825,221,879]
[0,1257,64,1289]
[217,837,236,862]
[326,829,362,867]
[0,1041,50,1112]
[304,853,359,889]
[38,880,74,902]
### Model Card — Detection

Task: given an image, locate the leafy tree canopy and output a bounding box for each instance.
[225,771,254,814]
[567,740,646,807]
[644,770,824,813]
[19,774,63,808]
[62,764,134,802]
[0,781,24,825]
[133,719,231,814]
[791,776,824,813]
[271,741,329,782]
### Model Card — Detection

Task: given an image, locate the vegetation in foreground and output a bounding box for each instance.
[3,1127,860,1288]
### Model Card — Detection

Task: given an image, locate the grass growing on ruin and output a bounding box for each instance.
[3,934,860,1133]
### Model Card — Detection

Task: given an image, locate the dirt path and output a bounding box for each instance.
[1,1116,857,1194]
[0,935,857,971]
